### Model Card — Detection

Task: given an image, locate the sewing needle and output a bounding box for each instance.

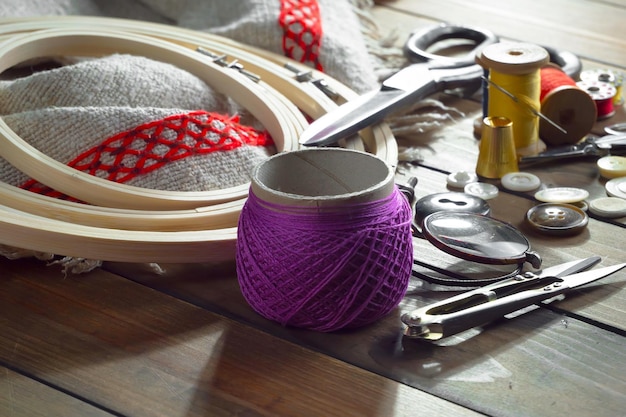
[481,76,568,134]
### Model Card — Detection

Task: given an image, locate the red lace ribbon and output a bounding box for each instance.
[20,110,273,199]
[279,0,324,71]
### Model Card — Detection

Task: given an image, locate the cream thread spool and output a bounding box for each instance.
[478,43,549,157]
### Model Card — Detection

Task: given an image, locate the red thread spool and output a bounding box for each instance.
[577,79,617,120]
[539,66,596,146]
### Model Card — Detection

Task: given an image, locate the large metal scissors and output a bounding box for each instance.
[300,23,499,146]
[401,256,625,341]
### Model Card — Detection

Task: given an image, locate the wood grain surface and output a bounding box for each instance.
[2,1,626,416]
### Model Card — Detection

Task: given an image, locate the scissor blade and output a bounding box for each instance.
[562,263,626,289]
[300,64,440,146]
[539,256,601,279]
[299,88,408,146]
[301,62,485,146]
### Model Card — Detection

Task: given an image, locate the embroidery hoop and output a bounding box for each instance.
[0,18,398,263]
[0,27,305,210]
[0,16,398,164]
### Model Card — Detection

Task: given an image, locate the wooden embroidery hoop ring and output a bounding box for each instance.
[0,19,399,263]
[0,27,305,210]
[0,16,398,165]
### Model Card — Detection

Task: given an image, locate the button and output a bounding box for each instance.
[570,200,589,212]
[526,203,588,235]
[605,177,626,199]
[589,197,626,218]
[447,171,478,188]
[464,182,499,200]
[604,122,626,136]
[414,192,491,227]
[534,187,589,204]
[597,156,626,179]
[501,172,541,192]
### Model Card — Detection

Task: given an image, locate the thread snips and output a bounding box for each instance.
[401,257,626,341]
[519,134,626,165]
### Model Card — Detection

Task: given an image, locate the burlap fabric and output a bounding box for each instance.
[0,1,460,271]
[0,0,392,270]
[0,0,379,193]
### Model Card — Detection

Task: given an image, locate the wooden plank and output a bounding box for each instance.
[0,367,114,417]
[102,167,626,416]
[0,257,480,417]
[105,256,626,417]
[379,0,626,67]
[102,154,626,417]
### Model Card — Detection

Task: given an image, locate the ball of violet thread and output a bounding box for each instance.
[236,187,413,332]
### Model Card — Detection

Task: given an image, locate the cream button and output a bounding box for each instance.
[464,182,499,200]
[447,171,478,188]
[589,197,626,218]
[597,156,626,179]
[605,177,626,199]
[534,187,589,204]
[501,172,541,192]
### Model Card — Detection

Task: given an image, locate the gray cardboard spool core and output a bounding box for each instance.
[251,148,395,207]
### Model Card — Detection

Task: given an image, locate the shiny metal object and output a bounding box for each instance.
[475,116,519,179]
[519,134,626,165]
[300,24,498,146]
[526,203,589,236]
[401,257,625,341]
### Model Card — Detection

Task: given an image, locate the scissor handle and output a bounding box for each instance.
[404,23,499,68]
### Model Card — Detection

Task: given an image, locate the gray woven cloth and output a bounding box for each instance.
[0,0,377,92]
[0,0,379,193]
[0,0,394,270]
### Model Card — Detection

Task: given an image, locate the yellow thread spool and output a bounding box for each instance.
[478,43,549,157]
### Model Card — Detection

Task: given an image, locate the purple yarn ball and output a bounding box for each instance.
[236,188,413,332]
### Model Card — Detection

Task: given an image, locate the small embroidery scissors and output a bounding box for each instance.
[300,23,499,146]
[519,134,626,165]
[401,256,625,341]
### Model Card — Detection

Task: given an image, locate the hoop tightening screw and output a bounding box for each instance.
[284,62,339,100]
[196,47,261,83]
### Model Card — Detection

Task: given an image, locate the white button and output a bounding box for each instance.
[597,156,626,179]
[501,172,541,192]
[464,182,499,200]
[605,177,626,199]
[589,197,626,218]
[534,187,589,204]
[447,171,478,188]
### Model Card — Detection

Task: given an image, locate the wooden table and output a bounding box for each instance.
[2,1,625,416]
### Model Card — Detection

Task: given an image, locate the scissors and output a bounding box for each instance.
[401,256,626,341]
[299,23,499,146]
[519,134,626,165]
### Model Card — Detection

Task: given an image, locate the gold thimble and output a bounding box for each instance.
[476,116,519,179]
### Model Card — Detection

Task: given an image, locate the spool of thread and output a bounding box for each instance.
[580,69,624,105]
[236,148,413,332]
[539,66,597,146]
[478,42,549,157]
[577,80,617,120]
